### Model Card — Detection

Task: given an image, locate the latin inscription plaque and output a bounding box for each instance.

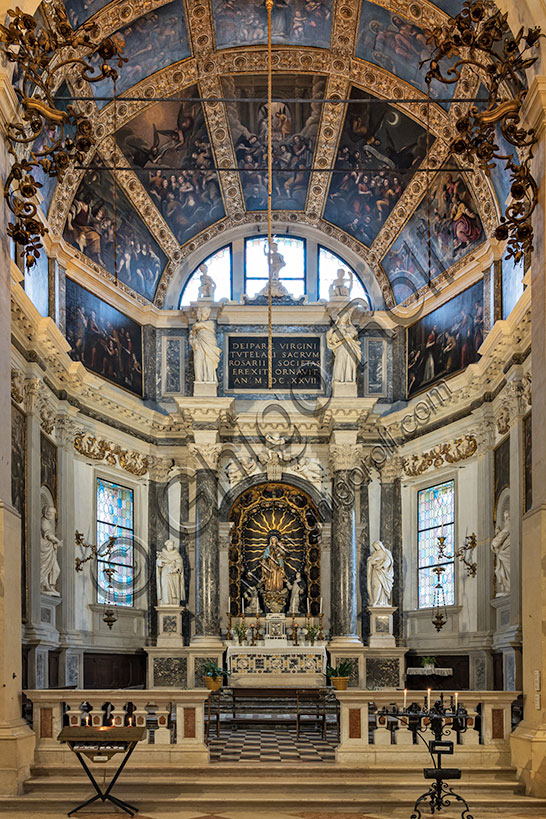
[227,335,322,391]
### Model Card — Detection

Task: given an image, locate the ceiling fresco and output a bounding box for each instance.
[323,87,430,246]
[212,0,333,50]
[224,73,327,211]
[381,165,484,303]
[91,1,191,110]
[63,161,168,300]
[29,0,506,307]
[116,87,225,246]
[355,1,456,106]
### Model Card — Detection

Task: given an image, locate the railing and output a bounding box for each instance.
[24,688,520,767]
[335,690,520,765]
[25,689,210,764]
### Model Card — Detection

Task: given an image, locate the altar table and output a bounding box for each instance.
[226,644,327,687]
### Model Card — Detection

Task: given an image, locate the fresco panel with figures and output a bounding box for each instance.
[91,2,190,110]
[66,278,143,396]
[225,74,326,211]
[382,167,484,303]
[355,2,455,106]
[212,0,332,50]
[117,88,225,245]
[63,162,167,300]
[323,87,428,246]
[407,280,484,397]
[66,0,111,28]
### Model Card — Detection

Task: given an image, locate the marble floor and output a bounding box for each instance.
[209,727,337,762]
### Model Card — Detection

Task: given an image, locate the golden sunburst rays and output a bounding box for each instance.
[243,504,304,577]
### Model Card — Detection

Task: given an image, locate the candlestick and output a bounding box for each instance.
[250,624,256,646]
[256,615,261,641]
[455,691,458,711]
[403,688,407,709]
[293,622,299,646]
[242,597,245,615]
[307,598,310,615]
[320,596,323,614]
[226,612,233,640]
[318,612,324,641]
[291,613,297,642]
[427,688,431,710]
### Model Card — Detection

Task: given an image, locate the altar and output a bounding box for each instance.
[227,644,327,687]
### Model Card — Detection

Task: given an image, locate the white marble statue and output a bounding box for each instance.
[491,509,511,595]
[225,457,260,487]
[329,267,353,299]
[197,263,216,300]
[156,539,184,606]
[258,241,289,297]
[367,540,394,607]
[292,457,324,488]
[189,306,221,383]
[40,505,62,595]
[243,584,262,615]
[288,571,304,614]
[326,311,361,383]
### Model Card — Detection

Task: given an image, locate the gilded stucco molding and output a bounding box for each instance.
[403,434,478,477]
[74,431,150,476]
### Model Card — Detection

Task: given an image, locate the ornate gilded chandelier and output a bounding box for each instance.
[423,0,543,262]
[0,4,126,269]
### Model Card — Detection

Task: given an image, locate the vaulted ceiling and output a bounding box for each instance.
[36,0,508,308]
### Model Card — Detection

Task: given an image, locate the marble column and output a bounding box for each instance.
[359,476,371,641]
[147,459,172,642]
[0,58,35,792]
[511,76,546,796]
[56,407,83,686]
[329,444,361,645]
[379,458,403,641]
[190,443,222,645]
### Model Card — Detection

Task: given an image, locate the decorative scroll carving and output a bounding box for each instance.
[188,442,222,472]
[11,367,24,404]
[74,431,149,475]
[329,444,362,473]
[403,435,478,477]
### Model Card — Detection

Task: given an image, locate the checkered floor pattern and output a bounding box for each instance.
[209,727,338,762]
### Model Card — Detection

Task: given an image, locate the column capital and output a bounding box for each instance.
[147,455,175,483]
[189,442,222,472]
[379,456,404,483]
[328,443,362,473]
[23,377,41,414]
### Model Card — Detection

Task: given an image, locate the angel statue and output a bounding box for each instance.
[329,267,353,300]
[258,240,290,297]
[197,262,216,300]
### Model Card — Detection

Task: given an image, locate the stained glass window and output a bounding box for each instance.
[180,245,232,306]
[417,480,455,608]
[96,477,134,607]
[318,247,370,305]
[245,236,305,298]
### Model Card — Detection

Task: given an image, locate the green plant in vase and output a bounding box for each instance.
[306,624,320,645]
[233,623,247,645]
[421,656,437,670]
[201,660,229,691]
[326,659,355,690]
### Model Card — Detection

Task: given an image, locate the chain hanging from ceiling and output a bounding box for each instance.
[0,4,126,269]
[422,0,543,262]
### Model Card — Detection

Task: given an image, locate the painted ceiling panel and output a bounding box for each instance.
[382,165,484,302]
[355,2,455,106]
[65,0,113,28]
[225,73,326,211]
[91,1,190,110]
[63,160,167,300]
[323,87,429,247]
[116,87,225,246]
[212,0,332,50]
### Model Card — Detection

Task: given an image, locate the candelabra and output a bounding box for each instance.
[250,624,256,646]
[226,612,233,641]
[378,693,473,819]
[318,613,324,641]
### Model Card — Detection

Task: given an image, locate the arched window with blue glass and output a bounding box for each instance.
[245,235,305,298]
[318,246,370,306]
[179,245,232,306]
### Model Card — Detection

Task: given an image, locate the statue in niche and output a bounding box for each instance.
[40,505,62,595]
[197,263,216,300]
[243,584,262,615]
[367,540,394,607]
[261,534,287,592]
[491,509,511,595]
[156,539,184,606]
[329,267,353,300]
[189,306,221,383]
[326,311,361,383]
[257,241,289,298]
[287,571,304,614]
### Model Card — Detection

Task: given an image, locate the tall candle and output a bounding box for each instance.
[307,599,310,615]
[427,688,431,710]
[242,597,245,614]
[228,596,231,612]
[455,692,459,711]
[403,688,407,709]
[320,597,323,614]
